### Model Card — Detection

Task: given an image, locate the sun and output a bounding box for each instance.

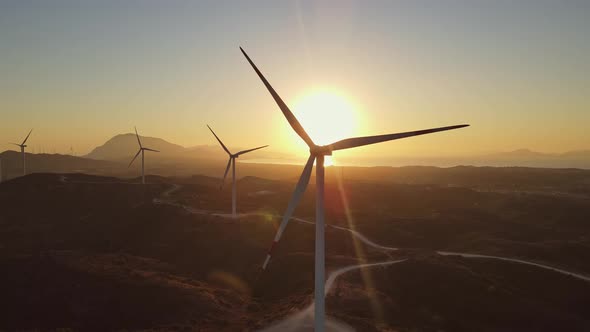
[291,90,359,166]
[292,90,358,148]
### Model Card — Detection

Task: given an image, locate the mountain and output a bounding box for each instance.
[85,133,186,161]
[184,144,230,158]
[333,148,590,169]
[85,133,287,164]
[85,133,590,170]
[486,148,550,159]
[478,149,590,169]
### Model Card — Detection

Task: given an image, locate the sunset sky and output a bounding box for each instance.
[1,1,589,160]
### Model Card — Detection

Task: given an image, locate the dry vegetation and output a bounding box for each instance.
[0,167,589,331]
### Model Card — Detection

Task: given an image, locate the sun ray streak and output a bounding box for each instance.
[334,167,385,325]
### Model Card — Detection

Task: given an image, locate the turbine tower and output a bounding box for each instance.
[241,47,469,331]
[207,124,268,218]
[10,129,33,176]
[128,127,159,184]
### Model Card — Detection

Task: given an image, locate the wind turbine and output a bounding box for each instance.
[128,127,159,184]
[240,47,469,331]
[207,124,268,218]
[10,129,33,176]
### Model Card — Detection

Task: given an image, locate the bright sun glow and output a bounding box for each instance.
[291,91,359,167]
[293,90,358,148]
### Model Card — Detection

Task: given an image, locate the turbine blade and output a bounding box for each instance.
[143,148,160,152]
[10,143,21,147]
[220,157,232,189]
[262,154,315,270]
[128,149,142,168]
[21,129,33,145]
[236,145,269,156]
[329,124,470,151]
[134,127,143,148]
[207,125,231,155]
[240,47,315,147]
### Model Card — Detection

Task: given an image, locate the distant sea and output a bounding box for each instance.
[239,157,470,168]
[240,157,590,169]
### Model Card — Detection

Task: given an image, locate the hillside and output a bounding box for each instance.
[0,151,117,181]
[0,173,588,331]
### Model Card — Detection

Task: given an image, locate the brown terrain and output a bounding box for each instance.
[0,166,589,331]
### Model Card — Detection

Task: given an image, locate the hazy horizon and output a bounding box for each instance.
[2,129,590,170]
[3,130,590,158]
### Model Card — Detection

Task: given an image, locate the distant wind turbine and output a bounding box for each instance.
[207,124,268,218]
[128,127,159,184]
[240,46,469,331]
[10,129,33,176]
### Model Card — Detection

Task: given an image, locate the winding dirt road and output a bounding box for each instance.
[259,260,408,332]
[152,182,590,331]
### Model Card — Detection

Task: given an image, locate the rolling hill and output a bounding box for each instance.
[0,151,117,180]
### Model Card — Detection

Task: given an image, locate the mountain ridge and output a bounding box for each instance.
[85,133,186,160]
[6,132,586,169]
[83,133,277,162]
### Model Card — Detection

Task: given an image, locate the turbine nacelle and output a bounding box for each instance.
[10,129,33,150]
[207,124,268,217]
[128,127,159,169]
[12,129,33,177]
[207,124,268,189]
[310,145,333,156]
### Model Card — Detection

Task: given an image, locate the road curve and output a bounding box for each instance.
[54,180,590,331]
[154,184,590,284]
[438,251,590,282]
[259,260,407,332]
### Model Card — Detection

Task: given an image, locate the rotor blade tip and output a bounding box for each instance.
[240,47,249,58]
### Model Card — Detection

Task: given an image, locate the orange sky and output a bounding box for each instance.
[1,1,588,159]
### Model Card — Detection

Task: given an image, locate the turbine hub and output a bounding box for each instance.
[310,145,332,156]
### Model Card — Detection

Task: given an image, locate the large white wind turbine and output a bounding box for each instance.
[240,47,469,331]
[128,127,159,184]
[207,124,268,218]
[10,129,33,176]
